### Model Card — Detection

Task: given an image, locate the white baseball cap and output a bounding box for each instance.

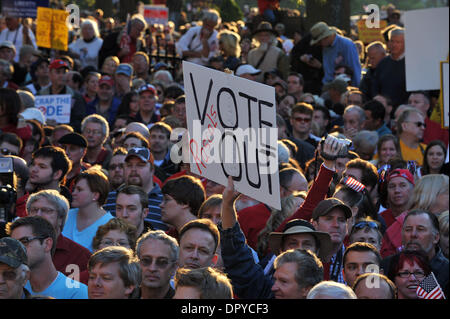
[235,64,261,76]
[19,107,46,125]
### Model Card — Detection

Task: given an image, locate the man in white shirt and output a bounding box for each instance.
[176,9,220,66]
[0,16,37,62]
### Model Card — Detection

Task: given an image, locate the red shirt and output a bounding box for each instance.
[424,117,449,145]
[53,234,92,279]
[237,203,271,250]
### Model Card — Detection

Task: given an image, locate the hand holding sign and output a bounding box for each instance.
[221,176,241,230]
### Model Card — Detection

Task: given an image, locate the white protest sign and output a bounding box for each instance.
[404,7,449,91]
[141,5,169,25]
[35,94,71,123]
[182,61,281,210]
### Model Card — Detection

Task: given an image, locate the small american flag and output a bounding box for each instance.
[416,272,446,299]
[342,176,366,193]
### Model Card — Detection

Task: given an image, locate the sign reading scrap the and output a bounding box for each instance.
[182,62,281,210]
[35,94,71,124]
[36,6,69,51]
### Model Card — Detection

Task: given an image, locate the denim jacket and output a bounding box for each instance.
[219,221,274,299]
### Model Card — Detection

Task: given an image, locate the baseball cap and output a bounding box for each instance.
[235,64,261,76]
[49,59,69,70]
[153,62,168,72]
[125,147,154,165]
[115,63,133,77]
[138,84,157,95]
[387,169,415,186]
[0,40,16,52]
[19,107,46,125]
[268,219,333,260]
[0,237,28,268]
[98,75,114,87]
[312,198,353,220]
[58,132,88,148]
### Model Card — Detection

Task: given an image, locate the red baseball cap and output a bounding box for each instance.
[49,59,69,70]
[387,169,415,186]
[99,75,114,87]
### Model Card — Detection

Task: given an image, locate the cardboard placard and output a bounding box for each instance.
[182,62,281,210]
[357,19,387,44]
[35,6,68,51]
[141,5,169,25]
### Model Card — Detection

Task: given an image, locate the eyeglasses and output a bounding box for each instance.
[99,240,130,248]
[0,148,18,156]
[28,207,57,215]
[397,270,426,279]
[293,117,311,123]
[406,121,426,128]
[139,256,174,269]
[0,269,18,281]
[17,236,47,246]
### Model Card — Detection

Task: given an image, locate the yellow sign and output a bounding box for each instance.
[357,19,387,44]
[36,7,68,51]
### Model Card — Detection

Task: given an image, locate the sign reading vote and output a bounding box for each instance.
[182,62,281,210]
[35,94,71,123]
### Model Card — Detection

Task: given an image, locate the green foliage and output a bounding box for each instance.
[219,0,244,22]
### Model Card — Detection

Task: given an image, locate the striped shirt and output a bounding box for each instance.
[103,184,168,231]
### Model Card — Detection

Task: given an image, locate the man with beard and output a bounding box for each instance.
[135,230,178,299]
[81,114,113,170]
[381,210,449,296]
[103,147,167,231]
[24,146,72,204]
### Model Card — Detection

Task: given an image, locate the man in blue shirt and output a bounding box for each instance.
[7,216,88,299]
[310,22,361,87]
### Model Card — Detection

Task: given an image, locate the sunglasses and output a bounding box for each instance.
[139,257,174,269]
[406,121,426,128]
[353,221,379,230]
[293,117,311,123]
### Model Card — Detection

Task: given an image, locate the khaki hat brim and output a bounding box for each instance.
[310,28,336,46]
[268,226,333,260]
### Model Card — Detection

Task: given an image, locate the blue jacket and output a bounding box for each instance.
[86,96,121,128]
[219,221,274,299]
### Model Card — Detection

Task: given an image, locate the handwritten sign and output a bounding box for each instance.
[141,5,169,25]
[182,62,281,210]
[357,19,387,44]
[35,94,71,123]
[36,6,69,51]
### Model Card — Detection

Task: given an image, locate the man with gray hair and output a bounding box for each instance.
[271,249,324,299]
[306,280,357,299]
[176,9,221,66]
[352,130,379,161]
[372,27,408,107]
[99,14,147,67]
[0,237,31,299]
[26,189,92,278]
[343,104,365,140]
[135,230,179,299]
[359,41,387,99]
[81,114,112,169]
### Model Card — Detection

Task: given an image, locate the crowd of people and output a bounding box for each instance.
[0,2,448,301]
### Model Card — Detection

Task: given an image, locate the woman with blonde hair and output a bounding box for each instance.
[217,30,241,71]
[411,174,449,215]
[438,211,449,259]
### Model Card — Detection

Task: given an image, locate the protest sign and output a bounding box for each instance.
[1,0,49,18]
[356,18,387,44]
[141,5,169,25]
[35,94,71,124]
[441,61,449,128]
[36,7,69,51]
[404,7,449,91]
[182,62,281,210]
